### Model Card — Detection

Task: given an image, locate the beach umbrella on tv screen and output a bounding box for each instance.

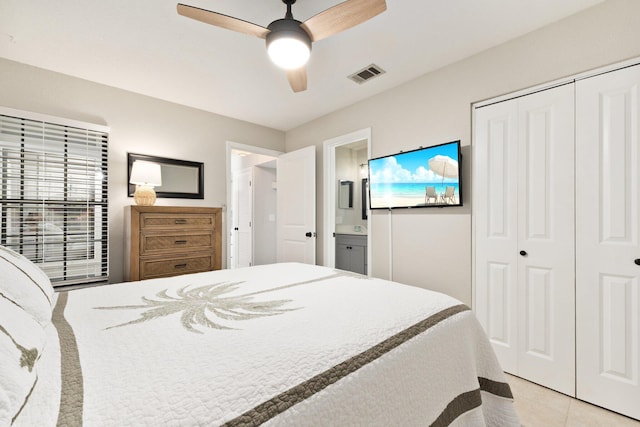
[428,155,458,183]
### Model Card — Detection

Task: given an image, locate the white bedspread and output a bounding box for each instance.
[15,263,519,426]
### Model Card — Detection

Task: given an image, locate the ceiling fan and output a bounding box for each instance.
[177,0,387,92]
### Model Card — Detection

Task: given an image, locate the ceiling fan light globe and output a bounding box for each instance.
[266,18,312,70]
[268,37,310,69]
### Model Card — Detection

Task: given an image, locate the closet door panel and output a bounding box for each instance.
[600,275,637,379]
[474,101,519,373]
[576,64,640,420]
[523,266,552,356]
[487,262,513,347]
[517,84,576,395]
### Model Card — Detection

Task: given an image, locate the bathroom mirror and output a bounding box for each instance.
[127,153,204,199]
[362,178,368,220]
[338,180,353,209]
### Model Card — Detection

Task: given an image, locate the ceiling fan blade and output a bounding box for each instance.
[287,67,307,93]
[301,0,386,42]
[177,4,269,39]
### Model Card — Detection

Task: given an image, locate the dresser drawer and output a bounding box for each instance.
[140,213,215,230]
[140,231,214,255]
[139,254,215,279]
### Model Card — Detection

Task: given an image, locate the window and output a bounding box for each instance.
[0,108,109,286]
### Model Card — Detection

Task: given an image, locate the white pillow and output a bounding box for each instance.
[0,246,54,326]
[0,296,46,426]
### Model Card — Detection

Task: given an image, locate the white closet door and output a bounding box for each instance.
[475,99,519,374]
[475,84,575,394]
[576,64,640,420]
[516,85,575,395]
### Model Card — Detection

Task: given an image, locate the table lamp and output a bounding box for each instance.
[130,160,162,206]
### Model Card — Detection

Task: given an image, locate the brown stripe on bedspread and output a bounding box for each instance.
[429,389,482,427]
[478,376,513,399]
[223,303,470,427]
[429,377,514,427]
[52,291,84,427]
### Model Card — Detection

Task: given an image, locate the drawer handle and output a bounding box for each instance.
[175,219,187,224]
[174,263,187,269]
[174,240,188,245]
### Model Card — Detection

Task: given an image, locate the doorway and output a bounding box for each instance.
[323,128,371,273]
[226,142,280,269]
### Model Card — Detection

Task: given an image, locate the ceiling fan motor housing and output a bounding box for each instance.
[266,19,312,69]
[266,18,312,49]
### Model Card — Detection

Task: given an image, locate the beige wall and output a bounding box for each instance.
[0,58,285,283]
[285,0,640,304]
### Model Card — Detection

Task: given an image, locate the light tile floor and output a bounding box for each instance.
[507,374,640,426]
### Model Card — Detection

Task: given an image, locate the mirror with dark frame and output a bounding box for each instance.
[127,153,204,199]
[362,178,368,220]
[338,180,354,209]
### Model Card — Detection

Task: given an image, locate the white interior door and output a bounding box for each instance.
[474,99,519,374]
[576,64,640,420]
[516,84,575,395]
[235,167,252,268]
[474,84,575,395]
[230,172,239,268]
[277,146,316,264]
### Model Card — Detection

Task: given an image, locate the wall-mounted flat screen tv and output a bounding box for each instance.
[368,140,462,209]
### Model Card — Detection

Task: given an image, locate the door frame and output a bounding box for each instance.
[322,128,371,272]
[225,141,282,268]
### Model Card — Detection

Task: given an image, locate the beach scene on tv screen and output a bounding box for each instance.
[369,142,460,208]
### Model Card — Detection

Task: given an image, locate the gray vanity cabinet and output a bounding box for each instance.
[335,234,367,275]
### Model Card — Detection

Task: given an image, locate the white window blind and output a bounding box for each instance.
[0,111,109,286]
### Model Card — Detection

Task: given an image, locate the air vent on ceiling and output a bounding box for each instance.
[348,64,386,84]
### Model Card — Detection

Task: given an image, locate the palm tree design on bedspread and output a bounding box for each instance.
[95,271,359,333]
[95,281,296,333]
[0,324,38,372]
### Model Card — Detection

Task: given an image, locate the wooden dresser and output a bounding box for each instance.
[124,206,222,281]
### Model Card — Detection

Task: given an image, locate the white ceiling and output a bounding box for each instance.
[0,0,603,131]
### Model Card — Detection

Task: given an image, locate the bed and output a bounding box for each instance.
[1,245,519,426]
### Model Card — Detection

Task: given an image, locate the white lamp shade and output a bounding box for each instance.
[130,160,162,187]
[267,37,310,70]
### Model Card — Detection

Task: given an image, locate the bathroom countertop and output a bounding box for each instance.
[335,225,368,236]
